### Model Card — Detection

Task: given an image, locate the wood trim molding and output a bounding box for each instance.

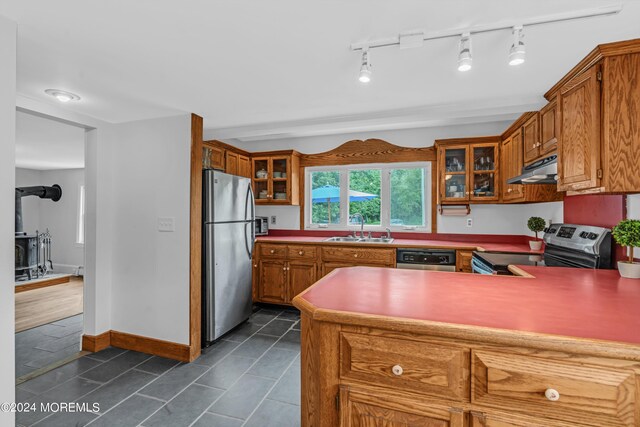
[81,331,190,362]
[299,139,435,167]
[110,330,191,362]
[544,38,640,101]
[499,112,537,139]
[189,114,203,362]
[204,139,252,157]
[82,331,111,353]
[15,275,70,293]
[434,135,501,146]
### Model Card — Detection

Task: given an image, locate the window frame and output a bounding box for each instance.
[304,162,431,232]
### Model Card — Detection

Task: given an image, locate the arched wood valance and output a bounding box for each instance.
[299,139,436,167]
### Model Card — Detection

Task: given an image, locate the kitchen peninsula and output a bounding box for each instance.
[293,266,640,427]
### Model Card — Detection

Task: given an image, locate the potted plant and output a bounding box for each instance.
[527,216,546,251]
[612,219,640,279]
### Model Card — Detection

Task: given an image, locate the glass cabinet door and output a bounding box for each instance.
[441,146,469,201]
[470,144,499,201]
[253,157,270,202]
[271,157,290,203]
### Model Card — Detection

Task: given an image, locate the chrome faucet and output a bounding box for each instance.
[350,213,365,238]
[385,227,392,239]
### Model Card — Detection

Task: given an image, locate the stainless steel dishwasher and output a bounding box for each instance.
[396,248,456,271]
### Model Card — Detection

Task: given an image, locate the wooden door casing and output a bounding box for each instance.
[557,65,602,192]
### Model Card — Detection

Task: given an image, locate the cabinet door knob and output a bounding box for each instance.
[298,250,304,255]
[354,254,359,258]
[254,264,257,268]
[270,249,275,254]
[392,365,403,376]
[507,188,512,193]
[283,266,287,271]
[545,388,560,401]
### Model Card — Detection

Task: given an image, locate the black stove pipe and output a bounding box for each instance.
[15,185,62,235]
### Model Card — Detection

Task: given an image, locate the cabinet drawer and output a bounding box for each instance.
[340,332,470,400]
[472,350,638,427]
[259,244,287,258]
[287,245,317,260]
[322,246,395,266]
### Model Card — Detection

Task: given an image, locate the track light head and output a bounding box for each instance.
[359,48,372,83]
[457,33,472,72]
[509,26,526,66]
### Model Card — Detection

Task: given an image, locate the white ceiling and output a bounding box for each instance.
[15,111,85,170]
[2,0,640,141]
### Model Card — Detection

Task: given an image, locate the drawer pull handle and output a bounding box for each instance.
[392,365,403,376]
[545,388,560,401]
[298,251,304,255]
[354,254,359,258]
[270,249,275,254]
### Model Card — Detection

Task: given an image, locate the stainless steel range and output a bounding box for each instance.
[472,223,613,275]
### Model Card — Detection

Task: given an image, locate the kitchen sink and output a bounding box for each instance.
[324,236,394,244]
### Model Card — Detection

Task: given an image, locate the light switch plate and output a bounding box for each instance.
[158,217,175,232]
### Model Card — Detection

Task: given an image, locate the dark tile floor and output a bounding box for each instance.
[15,307,301,427]
[15,314,84,378]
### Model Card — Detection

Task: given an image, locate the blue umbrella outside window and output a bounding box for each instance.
[311,185,378,223]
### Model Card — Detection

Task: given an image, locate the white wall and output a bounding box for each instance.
[626,194,640,258]
[15,168,85,273]
[109,115,192,345]
[226,122,564,234]
[0,14,16,427]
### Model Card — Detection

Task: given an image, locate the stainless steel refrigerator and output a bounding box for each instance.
[202,169,255,345]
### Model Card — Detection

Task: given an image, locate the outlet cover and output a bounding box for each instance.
[158,217,175,232]
[466,218,473,227]
[270,215,277,225]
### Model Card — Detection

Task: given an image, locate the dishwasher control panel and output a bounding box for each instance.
[396,249,456,265]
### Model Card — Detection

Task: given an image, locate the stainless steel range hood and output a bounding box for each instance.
[507,154,558,184]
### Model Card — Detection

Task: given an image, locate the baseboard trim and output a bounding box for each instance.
[15,275,71,293]
[82,331,111,352]
[81,330,191,362]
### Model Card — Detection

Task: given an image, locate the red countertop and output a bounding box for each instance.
[256,235,543,254]
[298,266,640,345]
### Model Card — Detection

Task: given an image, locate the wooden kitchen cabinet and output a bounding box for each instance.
[225,151,239,175]
[238,155,251,178]
[252,152,300,205]
[436,137,500,204]
[202,143,225,170]
[546,41,640,194]
[539,100,558,157]
[556,64,602,192]
[257,259,288,303]
[500,115,562,204]
[339,386,466,427]
[522,113,540,165]
[288,261,318,301]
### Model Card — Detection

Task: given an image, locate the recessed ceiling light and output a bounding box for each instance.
[44,89,81,103]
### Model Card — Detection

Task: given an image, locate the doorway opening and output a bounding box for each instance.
[14,109,89,381]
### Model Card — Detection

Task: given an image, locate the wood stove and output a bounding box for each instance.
[15,235,38,280]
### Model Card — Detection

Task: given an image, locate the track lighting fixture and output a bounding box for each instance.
[509,26,526,66]
[457,33,472,72]
[358,48,372,83]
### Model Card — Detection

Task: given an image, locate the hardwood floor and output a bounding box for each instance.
[15,276,83,333]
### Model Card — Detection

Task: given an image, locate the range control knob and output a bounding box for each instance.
[438,256,448,264]
[579,231,589,239]
[588,233,598,240]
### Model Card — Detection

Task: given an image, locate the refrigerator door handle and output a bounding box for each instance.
[244,184,255,260]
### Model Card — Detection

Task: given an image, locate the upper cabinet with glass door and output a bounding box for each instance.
[251,152,300,205]
[436,138,501,204]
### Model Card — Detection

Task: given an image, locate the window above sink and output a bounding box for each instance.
[304,162,431,233]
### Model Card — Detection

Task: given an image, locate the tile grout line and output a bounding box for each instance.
[189,318,299,427]
[137,310,288,427]
[31,350,157,426]
[237,339,300,427]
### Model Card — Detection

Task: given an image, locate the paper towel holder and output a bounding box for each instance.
[439,204,471,216]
